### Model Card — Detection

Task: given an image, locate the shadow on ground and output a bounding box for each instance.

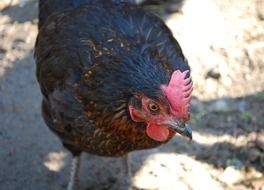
[1,0,37,23]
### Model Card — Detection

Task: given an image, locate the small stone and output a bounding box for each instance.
[206,69,221,80]
[218,166,242,185]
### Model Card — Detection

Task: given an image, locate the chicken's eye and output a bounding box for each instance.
[148,102,160,113]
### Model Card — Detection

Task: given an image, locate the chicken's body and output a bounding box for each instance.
[35,0,192,189]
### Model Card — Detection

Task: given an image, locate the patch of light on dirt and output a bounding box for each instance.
[0,18,37,77]
[166,0,227,55]
[193,131,250,147]
[165,0,264,100]
[0,0,32,9]
[43,151,67,172]
[133,153,223,190]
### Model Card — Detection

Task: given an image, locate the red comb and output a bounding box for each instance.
[162,70,192,121]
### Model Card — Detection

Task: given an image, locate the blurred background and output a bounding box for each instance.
[0,0,263,189]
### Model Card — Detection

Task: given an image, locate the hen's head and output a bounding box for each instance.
[128,70,193,142]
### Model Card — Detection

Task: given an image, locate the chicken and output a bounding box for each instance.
[35,0,193,189]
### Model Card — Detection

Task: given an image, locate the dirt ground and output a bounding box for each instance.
[0,0,263,190]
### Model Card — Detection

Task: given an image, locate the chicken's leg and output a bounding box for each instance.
[115,154,133,190]
[123,154,132,184]
[67,155,81,190]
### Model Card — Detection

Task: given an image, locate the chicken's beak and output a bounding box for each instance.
[168,120,192,140]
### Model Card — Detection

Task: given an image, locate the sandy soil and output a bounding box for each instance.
[0,0,263,190]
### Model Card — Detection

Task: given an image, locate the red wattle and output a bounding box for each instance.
[146,124,170,142]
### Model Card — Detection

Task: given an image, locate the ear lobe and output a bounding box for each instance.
[128,105,144,122]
